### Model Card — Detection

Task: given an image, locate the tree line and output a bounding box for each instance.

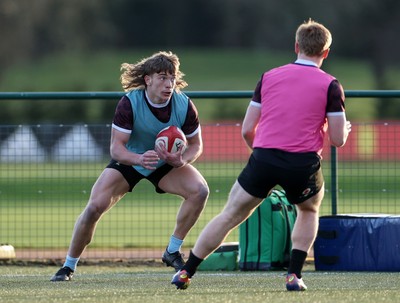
[1,0,399,120]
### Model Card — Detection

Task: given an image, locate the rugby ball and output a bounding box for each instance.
[155,126,187,153]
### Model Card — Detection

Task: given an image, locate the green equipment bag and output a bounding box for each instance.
[197,242,239,271]
[239,189,297,271]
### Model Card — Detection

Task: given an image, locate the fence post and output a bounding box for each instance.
[330,145,338,215]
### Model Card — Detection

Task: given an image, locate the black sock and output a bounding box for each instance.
[182,250,203,277]
[288,249,307,279]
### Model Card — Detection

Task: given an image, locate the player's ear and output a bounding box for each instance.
[294,42,300,54]
[144,75,152,86]
[322,48,330,59]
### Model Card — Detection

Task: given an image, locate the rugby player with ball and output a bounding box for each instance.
[51,51,209,281]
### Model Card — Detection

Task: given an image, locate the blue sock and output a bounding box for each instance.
[167,235,183,253]
[63,255,80,271]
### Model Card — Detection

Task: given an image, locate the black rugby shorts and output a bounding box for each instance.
[237,148,324,204]
[106,159,173,193]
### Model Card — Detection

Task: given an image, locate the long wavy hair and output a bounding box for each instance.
[120,51,188,92]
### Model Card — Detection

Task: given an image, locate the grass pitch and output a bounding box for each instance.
[1,264,399,303]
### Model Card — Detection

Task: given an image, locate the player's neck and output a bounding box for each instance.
[145,90,170,108]
[297,54,323,68]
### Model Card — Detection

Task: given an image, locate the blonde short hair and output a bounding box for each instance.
[295,19,332,57]
[120,51,188,92]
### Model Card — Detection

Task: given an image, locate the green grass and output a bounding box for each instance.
[0,48,385,121]
[0,162,243,248]
[0,265,399,303]
[1,161,400,249]
[0,49,292,91]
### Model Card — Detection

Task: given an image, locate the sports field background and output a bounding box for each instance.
[1,119,400,261]
[1,49,399,261]
[2,264,400,303]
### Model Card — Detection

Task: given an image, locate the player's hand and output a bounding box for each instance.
[139,150,160,170]
[346,121,352,133]
[155,142,185,167]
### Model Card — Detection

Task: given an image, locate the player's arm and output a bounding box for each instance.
[171,99,203,166]
[326,80,351,147]
[110,96,159,169]
[242,79,262,150]
[183,129,203,164]
[110,128,159,170]
[327,114,351,147]
[242,103,261,150]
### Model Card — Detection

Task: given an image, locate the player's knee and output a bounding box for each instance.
[83,202,107,222]
[196,182,209,203]
[186,182,209,210]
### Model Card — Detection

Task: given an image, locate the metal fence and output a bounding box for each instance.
[1,91,400,261]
